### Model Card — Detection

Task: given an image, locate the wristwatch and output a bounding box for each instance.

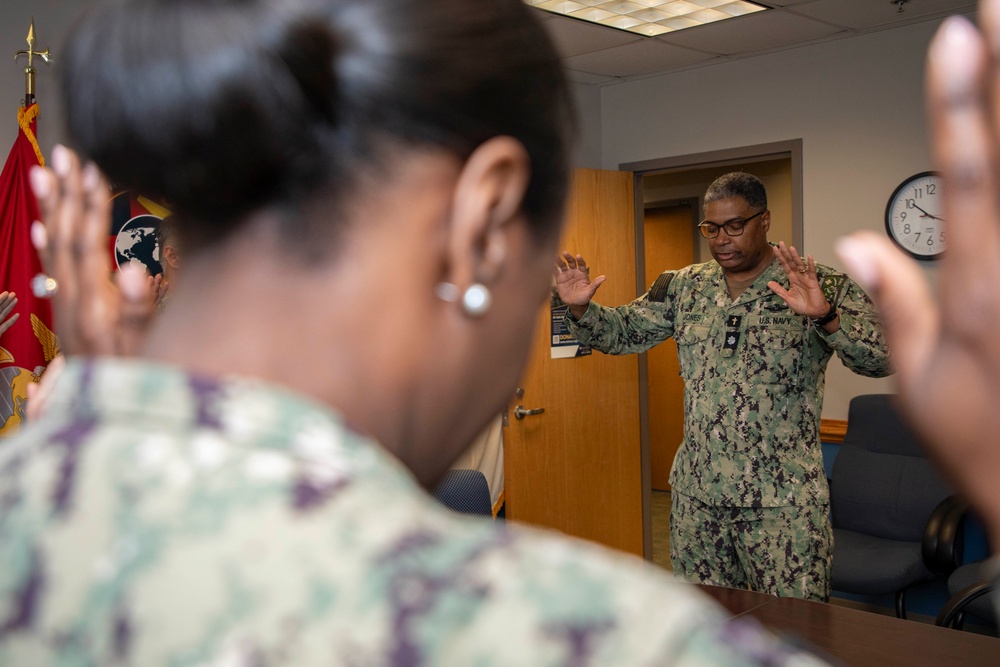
[811,303,838,326]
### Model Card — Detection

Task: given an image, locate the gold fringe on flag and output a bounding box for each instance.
[17,105,44,167]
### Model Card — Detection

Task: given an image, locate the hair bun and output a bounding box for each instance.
[271,17,340,128]
[61,0,573,255]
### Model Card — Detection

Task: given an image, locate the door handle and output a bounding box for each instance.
[514,405,545,420]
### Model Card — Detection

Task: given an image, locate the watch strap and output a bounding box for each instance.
[811,303,838,326]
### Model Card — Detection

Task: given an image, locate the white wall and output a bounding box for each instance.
[0,1,88,158]
[570,82,603,169]
[596,17,972,420]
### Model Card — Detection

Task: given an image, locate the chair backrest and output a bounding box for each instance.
[831,394,953,542]
[433,469,493,516]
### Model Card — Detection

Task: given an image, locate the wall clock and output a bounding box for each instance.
[884,171,945,260]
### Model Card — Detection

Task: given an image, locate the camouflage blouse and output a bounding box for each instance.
[0,358,829,666]
[568,258,891,508]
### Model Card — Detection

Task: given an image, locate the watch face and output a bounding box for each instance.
[885,172,945,260]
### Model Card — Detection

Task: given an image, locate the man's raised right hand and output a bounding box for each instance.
[555,251,606,319]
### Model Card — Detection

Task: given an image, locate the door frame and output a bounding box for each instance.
[621,139,804,559]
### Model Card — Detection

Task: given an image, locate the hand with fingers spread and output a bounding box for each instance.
[835,5,1000,545]
[554,251,606,319]
[767,242,838,329]
[29,145,157,358]
[0,291,19,338]
[147,273,170,310]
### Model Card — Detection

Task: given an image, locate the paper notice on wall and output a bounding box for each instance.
[550,295,592,359]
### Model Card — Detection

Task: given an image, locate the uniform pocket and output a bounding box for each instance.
[675,324,711,380]
[743,326,803,385]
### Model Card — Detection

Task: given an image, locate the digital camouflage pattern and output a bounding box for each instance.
[670,491,833,601]
[567,257,891,509]
[0,358,831,666]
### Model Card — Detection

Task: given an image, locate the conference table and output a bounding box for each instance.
[695,584,1000,665]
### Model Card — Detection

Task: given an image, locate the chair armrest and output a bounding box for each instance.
[923,494,970,575]
[935,580,997,629]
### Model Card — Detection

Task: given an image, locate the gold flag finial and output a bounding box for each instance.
[14,18,52,105]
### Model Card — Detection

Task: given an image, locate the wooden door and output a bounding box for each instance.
[644,204,695,491]
[504,168,643,556]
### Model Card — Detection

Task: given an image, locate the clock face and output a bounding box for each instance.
[885,171,946,260]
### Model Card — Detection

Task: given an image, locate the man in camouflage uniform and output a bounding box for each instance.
[556,172,891,602]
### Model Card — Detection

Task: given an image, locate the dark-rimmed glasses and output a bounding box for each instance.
[698,211,764,239]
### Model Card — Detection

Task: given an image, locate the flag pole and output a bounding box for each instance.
[14,18,51,108]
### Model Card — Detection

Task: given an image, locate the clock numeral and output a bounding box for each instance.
[913,187,924,199]
[927,183,937,195]
[915,232,921,243]
[906,198,916,209]
[904,224,911,234]
[900,211,907,221]
[940,232,947,243]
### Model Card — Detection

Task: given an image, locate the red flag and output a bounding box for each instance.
[0,104,56,436]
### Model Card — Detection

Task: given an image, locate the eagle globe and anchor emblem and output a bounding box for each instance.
[0,315,58,436]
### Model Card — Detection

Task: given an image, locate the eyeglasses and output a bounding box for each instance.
[698,211,764,239]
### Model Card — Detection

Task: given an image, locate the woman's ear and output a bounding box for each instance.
[446,136,530,289]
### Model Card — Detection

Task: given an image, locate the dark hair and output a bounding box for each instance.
[155,215,177,252]
[60,0,574,256]
[704,172,767,212]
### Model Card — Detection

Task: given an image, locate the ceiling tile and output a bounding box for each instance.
[533,8,644,57]
[564,68,620,84]
[534,0,976,85]
[789,0,977,30]
[656,8,846,55]
[563,38,721,77]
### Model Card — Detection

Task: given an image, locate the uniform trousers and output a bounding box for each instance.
[669,490,832,601]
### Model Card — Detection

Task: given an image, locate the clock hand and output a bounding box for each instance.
[912,203,945,221]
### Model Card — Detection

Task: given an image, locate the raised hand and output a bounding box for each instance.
[29,145,157,357]
[835,7,1000,544]
[767,242,832,320]
[555,251,606,318]
[0,291,19,338]
[147,273,170,309]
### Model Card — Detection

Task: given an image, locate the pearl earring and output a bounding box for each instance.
[461,283,491,317]
[435,282,492,317]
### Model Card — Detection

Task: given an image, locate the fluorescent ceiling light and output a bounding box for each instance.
[526,0,767,37]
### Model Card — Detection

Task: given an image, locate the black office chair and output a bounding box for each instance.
[830,394,955,619]
[936,561,998,632]
[433,469,493,517]
[923,501,998,633]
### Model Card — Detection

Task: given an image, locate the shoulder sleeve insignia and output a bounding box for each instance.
[820,273,847,305]
[647,271,676,303]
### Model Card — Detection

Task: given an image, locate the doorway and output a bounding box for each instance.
[623,140,803,560]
